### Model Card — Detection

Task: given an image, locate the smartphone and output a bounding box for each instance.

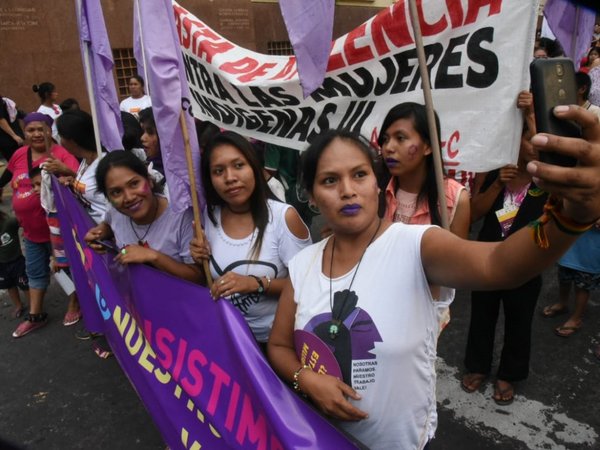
[91,239,118,253]
[530,58,580,167]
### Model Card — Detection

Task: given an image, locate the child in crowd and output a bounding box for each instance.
[29,167,81,326]
[0,210,29,318]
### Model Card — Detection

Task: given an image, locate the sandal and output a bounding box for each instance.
[493,380,514,406]
[461,373,486,393]
[554,325,581,338]
[541,304,568,318]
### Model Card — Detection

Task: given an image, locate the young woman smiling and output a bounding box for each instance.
[267,106,600,449]
[84,151,200,283]
[190,131,310,348]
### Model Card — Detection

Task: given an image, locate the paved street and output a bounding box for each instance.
[0,210,599,449]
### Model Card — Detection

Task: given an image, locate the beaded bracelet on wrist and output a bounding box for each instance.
[292,364,311,395]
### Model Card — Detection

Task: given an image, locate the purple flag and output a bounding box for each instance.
[135,0,203,213]
[76,0,124,151]
[544,0,596,68]
[279,0,335,98]
[133,0,147,89]
[53,178,365,450]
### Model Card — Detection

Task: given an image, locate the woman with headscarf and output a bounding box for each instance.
[0,112,78,338]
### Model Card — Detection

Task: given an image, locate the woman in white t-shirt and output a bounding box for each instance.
[267,117,600,449]
[45,109,108,224]
[190,131,311,348]
[119,75,152,118]
[33,82,62,142]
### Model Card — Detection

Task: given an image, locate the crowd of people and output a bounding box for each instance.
[1,26,600,449]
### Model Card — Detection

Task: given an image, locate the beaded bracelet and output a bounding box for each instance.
[529,195,596,248]
[292,364,311,394]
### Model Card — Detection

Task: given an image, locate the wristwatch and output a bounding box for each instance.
[250,275,264,294]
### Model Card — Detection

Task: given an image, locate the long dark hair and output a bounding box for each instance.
[56,110,97,153]
[378,102,444,226]
[201,131,271,259]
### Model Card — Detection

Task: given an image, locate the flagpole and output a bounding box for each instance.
[76,0,103,156]
[134,0,151,95]
[179,111,213,287]
[407,0,449,230]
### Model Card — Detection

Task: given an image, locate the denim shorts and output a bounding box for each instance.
[23,238,51,290]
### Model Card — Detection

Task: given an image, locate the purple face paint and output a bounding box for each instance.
[407,144,418,158]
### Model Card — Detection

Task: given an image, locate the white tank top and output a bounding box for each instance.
[203,199,311,342]
[289,223,454,449]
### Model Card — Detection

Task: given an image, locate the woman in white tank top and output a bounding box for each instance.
[267,119,600,449]
[190,131,311,346]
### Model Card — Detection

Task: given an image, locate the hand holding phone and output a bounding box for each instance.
[91,239,118,253]
[530,58,580,167]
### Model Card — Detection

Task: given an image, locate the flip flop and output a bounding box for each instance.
[493,381,514,406]
[554,325,581,338]
[461,373,486,393]
[541,304,568,318]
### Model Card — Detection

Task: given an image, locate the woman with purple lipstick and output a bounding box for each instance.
[379,102,470,335]
[268,109,600,449]
[379,102,470,238]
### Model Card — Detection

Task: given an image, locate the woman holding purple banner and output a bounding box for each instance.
[267,105,600,449]
[84,151,200,284]
[190,131,311,350]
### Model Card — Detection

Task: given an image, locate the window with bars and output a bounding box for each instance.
[112,48,138,99]
[267,41,294,56]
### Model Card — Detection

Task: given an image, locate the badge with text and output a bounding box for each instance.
[294,330,343,379]
[495,205,518,237]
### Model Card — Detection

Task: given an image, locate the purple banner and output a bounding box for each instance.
[135,0,204,214]
[53,178,362,450]
[279,0,334,98]
[76,0,124,151]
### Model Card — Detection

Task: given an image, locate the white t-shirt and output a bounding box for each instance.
[37,104,62,143]
[290,223,454,450]
[119,95,152,117]
[203,199,311,342]
[105,200,194,264]
[72,157,108,224]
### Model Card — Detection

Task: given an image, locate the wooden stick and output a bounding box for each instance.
[179,111,213,287]
[407,0,449,230]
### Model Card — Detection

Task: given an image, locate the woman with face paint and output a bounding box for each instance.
[0,112,79,338]
[83,151,201,283]
[268,107,600,448]
[190,131,311,350]
[379,102,470,335]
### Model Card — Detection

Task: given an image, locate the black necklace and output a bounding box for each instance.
[328,219,382,339]
[129,197,160,246]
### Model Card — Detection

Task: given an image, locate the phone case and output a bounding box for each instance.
[530,58,580,166]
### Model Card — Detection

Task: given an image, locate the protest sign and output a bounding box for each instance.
[174,0,537,180]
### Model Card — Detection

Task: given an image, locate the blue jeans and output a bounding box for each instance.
[23,239,51,290]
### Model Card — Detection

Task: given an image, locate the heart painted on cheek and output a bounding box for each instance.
[407,144,418,159]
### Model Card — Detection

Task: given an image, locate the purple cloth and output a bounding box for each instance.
[76,0,124,151]
[23,112,53,127]
[544,0,596,68]
[133,0,146,86]
[53,177,365,449]
[135,0,203,214]
[279,0,335,98]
